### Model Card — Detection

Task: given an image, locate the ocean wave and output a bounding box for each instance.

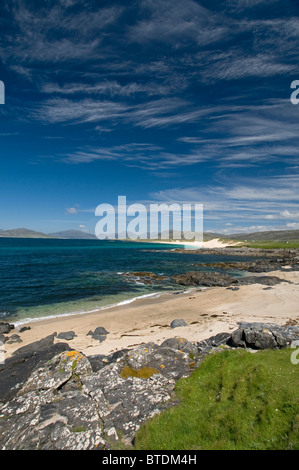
[13,292,162,327]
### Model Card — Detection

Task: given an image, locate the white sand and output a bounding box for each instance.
[156,238,242,249]
[4,270,299,360]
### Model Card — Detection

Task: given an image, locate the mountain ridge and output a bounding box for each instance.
[0,227,298,241]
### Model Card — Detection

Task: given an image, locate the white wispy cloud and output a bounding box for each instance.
[280,210,299,219]
[128,0,227,46]
[38,93,299,171]
[41,80,177,97]
[33,96,216,129]
[66,207,78,214]
[0,1,122,66]
[148,172,299,226]
[61,142,211,170]
[34,98,130,124]
[201,53,295,81]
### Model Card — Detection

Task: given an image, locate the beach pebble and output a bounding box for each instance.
[170,319,188,328]
[57,331,77,341]
[87,327,109,343]
[6,334,22,344]
[19,326,31,333]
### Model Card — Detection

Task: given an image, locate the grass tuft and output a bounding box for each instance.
[134,348,299,450]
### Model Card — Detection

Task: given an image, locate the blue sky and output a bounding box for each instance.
[0,0,299,235]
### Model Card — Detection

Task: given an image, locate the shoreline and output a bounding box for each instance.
[3,268,299,360]
[4,238,244,328]
[146,237,242,249]
[12,291,168,328]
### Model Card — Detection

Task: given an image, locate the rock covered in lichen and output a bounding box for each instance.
[1,322,298,450]
[0,346,181,449]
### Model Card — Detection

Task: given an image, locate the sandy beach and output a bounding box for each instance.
[4,268,299,360]
[154,238,242,249]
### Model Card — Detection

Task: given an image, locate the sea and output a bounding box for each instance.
[0,238,253,326]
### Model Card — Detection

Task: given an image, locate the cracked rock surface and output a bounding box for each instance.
[0,343,194,449]
[1,323,298,450]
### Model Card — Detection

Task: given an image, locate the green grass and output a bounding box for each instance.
[237,241,299,249]
[134,349,299,450]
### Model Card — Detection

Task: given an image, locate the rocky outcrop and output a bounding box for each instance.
[0,342,195,449]
[172,247,299,259]
[87,327,109,343]
[192,258,299,273]
[0,323,298,450]
[119,272,168,285]
[172,271,233,287]
[170,248,299,272]
[229,322,299,350]
[0,322,14,335]
[171,271,290,288]
[0,333,70,403]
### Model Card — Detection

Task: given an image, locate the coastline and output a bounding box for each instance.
[4,268,299,360]
[146,237,242,249]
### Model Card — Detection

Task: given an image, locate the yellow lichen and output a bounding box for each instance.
[66,351,82,360]
[120,365,160,379]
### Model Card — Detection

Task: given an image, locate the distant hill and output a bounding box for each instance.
[0,227,298,242]
[157,230,222,241]
[0,228,55,238]
[48,230,97,240]
[222,230,299,242]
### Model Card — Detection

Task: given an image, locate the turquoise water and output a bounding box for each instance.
[0,238,251,325]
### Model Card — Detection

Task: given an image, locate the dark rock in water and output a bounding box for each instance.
[120,271,168,285]
[172,271,233,287]
[87,327,109,343]
[170,319,188,329]
[57,331,77,341]
[0,323,14,335]
[0,333,70,402]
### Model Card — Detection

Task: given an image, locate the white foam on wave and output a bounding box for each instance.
[14,292,163,327]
